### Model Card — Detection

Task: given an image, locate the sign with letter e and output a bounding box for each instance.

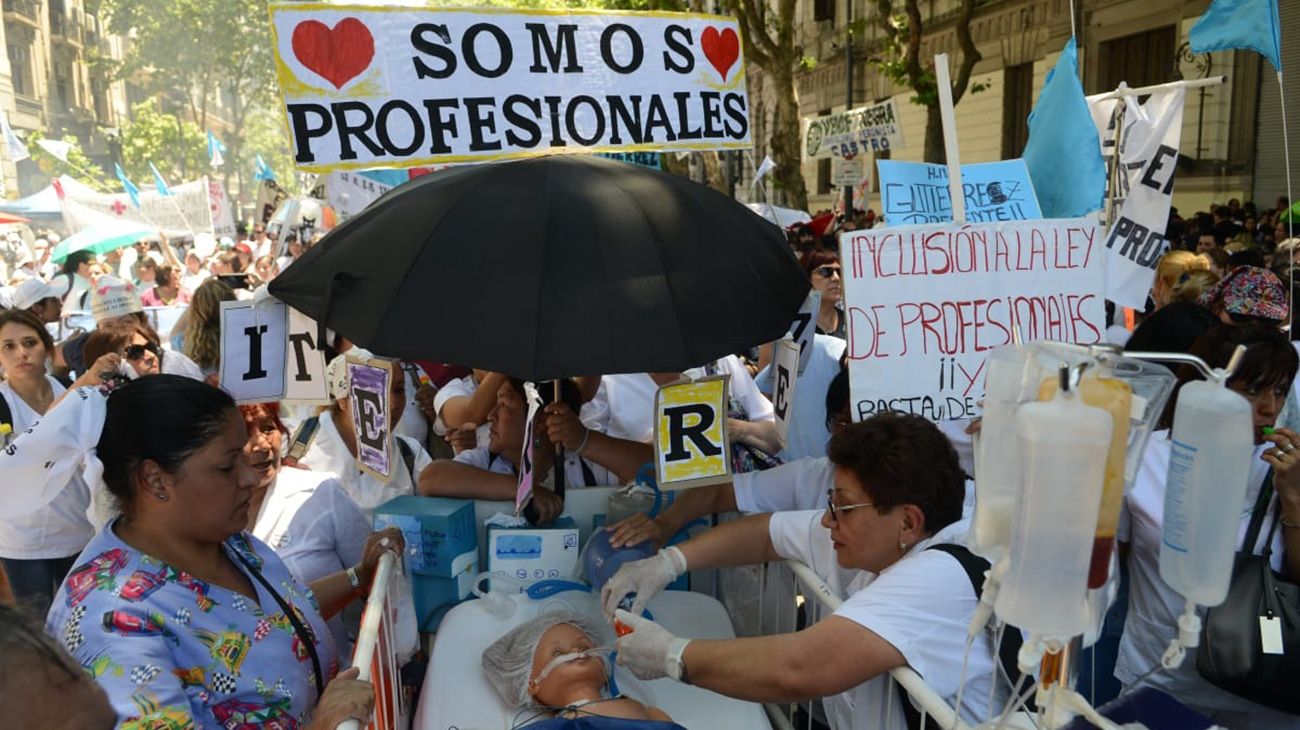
[772,337,800,449]
[653,375,731,490]
[348,355,394,481]
[219,299,288,403]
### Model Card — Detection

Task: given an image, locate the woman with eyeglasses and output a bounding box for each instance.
[82,319,205,382]
[0,309,121,610]
[602,412,1001,729]
[801,248,845,339]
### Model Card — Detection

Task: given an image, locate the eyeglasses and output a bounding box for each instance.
[124,342,160,361]
[826,488,874,523]
[814,266,842,279]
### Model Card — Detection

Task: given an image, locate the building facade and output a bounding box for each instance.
[0,0,132,197]
[749,0,1298,214]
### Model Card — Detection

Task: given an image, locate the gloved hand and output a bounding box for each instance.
[613,609,690,681]
[600,546,687,619]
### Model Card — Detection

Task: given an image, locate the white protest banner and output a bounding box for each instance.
[877,160,1042,226]
[654,375,731,490]
[1091,88,1185,309]
[785,289,821,374]
[326,170,397,219]
[840,218,1106,422]
[285,307,331,403]
[269,6,752,171]
[209,178,237,239]
[58,175,215,238]
[803,99,904,159]
[771,338,800,449]
[218,299,289,403]
[514,382,543,514]
[255,178,289,224]
[348,356,394,480]
[831,156,865,188]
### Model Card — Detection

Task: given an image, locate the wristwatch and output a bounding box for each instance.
[347,566,363,592]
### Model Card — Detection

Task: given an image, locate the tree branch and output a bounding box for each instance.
[950,0,982,103]
[903,0,926,87]
[734,0,778,67]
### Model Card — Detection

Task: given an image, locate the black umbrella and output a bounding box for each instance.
[270,154,809,381]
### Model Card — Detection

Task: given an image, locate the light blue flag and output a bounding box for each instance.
[114,163,142,209]
[207,130,226,167]
[148,161,172,196]
[254,154,276,182]
[1189,0,1282,72]
[1021,38,1106,219]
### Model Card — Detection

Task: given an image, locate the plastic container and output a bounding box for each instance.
[1158,380,1254,607]
[582,528,656,592]
[970,345,1029,559]
[1038,371,1133,588]
[607,483,657,525]
[995,382,1113,638]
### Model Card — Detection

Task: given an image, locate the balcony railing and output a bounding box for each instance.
[2,0,40,23]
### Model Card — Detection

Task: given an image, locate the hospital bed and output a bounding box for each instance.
[412,589,772,730]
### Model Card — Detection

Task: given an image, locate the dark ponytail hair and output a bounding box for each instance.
[97,375,237,511]
[62,250,94,278]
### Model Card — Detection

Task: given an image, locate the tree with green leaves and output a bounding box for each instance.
[118,101,207,184]
[868,0,982,163]
[27,134,112,192]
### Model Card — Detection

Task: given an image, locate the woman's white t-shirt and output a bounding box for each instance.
[581,355,774,443]
[0,377,95,559]
[298,412,433,517]
[431,374,490,447]
[1116,431,1297,727]
[768,511,998,730]
[251,466,370,654]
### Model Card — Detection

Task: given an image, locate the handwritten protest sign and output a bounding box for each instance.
[654,376,731,490]
[772,338,800,449]
[877,160,1042,226]
[269,6,751,171]
[514,382,543,515]
[803,99,904,159]
[285,308,331,403]
[348,356,394,480]
[785,290,821,374]
[841,218,1106,422]
[218,300,288,403]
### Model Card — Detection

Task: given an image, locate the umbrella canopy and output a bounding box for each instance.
[50,221,154,264]
[270,155,809,381]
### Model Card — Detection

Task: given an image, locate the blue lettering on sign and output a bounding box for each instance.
[877,160,1043,227]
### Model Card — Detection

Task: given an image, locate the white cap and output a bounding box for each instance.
[325,348,375,400]
[90,276,143,323]
[12,278,58,309]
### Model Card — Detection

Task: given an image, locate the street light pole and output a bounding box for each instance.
[842,0,853,217]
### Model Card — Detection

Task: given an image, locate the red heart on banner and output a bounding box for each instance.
[700,27,740,82]
[291,18,375,89]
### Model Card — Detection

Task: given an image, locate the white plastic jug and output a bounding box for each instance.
[1158,380,1255,607]
[995,382,1113,638]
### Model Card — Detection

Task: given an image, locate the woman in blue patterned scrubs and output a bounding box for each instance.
[46,376,398,729]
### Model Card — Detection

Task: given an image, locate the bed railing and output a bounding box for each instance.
[338,551,409,730]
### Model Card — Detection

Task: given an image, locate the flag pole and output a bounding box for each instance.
[1278,71,1294,332]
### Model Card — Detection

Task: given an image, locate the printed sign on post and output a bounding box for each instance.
[803,99,905,159]
[285,308,331,403]
[218,300,288,403]
[840,218,1106,422]
[348,356,394,480]
[877,160,1042,226]
[654,375,731,490]
[269,6,752,171]
[514,382,543,515]
[772,338,800,450]
[831,156,865,188]
[786,290,821,374]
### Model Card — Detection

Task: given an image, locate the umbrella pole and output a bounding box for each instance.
[554,379,566,499]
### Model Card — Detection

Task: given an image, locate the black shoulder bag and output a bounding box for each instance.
[230,547,325,696]
[1196,472,1300,714]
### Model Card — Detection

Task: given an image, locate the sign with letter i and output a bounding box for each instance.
[653,375,731,490]
[218,299,289,403]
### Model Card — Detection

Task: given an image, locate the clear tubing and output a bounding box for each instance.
[532,646,614,689]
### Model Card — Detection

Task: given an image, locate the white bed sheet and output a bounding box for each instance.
[413,589,771,730]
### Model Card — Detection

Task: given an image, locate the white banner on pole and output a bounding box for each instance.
[840,218,1106,422]
[208,177,238,239]
[803,99,905,159]
[1088,88,1186,309]
[269,6,752,171]
[326,170,397,219]
[58,175,214,238]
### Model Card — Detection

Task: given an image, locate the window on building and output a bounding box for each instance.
[92,77,109,119]
[1097,27,1177,93]
[815,108,832,194]
[7,43,33,98]
[1002,62,1034,158]
[814,0,835,23]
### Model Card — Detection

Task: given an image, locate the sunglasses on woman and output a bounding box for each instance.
[124,342,161,361]
[814,266,842,279]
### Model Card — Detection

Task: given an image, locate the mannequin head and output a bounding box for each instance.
[527,622,606,706]
[483,612,609,709]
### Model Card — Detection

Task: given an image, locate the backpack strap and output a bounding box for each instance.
[899,543,1027,730]
[396,436,417,490]
[283,416,320,467]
